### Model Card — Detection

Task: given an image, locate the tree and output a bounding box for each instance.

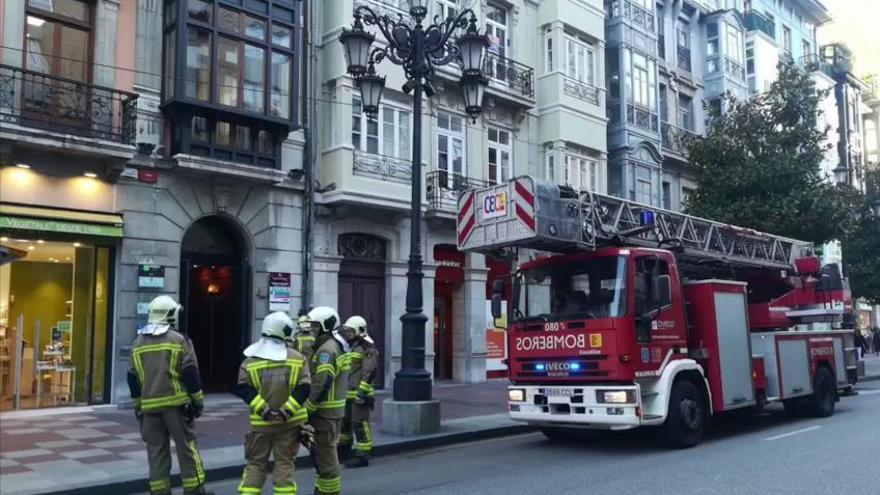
[685,61,846,245]
[843,168,880,304]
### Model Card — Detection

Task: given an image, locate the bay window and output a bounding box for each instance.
[565,152,598,191]
[625,49,656,110]
[352,97,411,159]
[565,35,596,85]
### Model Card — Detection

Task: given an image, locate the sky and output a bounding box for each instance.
[819,0,880,78]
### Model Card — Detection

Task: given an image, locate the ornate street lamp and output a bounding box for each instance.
[340,3,489,404]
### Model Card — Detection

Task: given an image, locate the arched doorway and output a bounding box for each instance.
[337,233,386,387]
[180,216,250,392]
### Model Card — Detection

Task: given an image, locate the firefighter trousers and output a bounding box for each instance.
[339,401,353,448]
[309,415,341,495]
[238,424,301,495]
[140,408,206,495]
[350,401,373,457]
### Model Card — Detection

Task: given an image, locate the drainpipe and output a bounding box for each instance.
[300,0,318,310]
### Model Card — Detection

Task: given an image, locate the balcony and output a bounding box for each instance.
[483,52,535,99]
[724,57,746,82]
[626,103,659,133]
[743,10,775,39]
[661,121,697,158]
[562,76,600,105]
[677,45,692,72]
[352,150,412,184]
[0,64,137,145]
[426,170,489,215]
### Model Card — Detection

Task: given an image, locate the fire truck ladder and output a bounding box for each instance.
[577,190,812,271]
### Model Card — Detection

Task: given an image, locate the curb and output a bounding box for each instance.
[41,423,535,495]
[859,374,880,383]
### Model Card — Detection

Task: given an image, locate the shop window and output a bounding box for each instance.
[0,239,113,410]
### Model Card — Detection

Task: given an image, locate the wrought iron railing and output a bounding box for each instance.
[0,64,138,144]
[563,76,600,105]
[626,103,659,132]
[677,45,692,72]
[724,56,745,81]
[661,121,697,157]
[353,150,412,184]
[743,10,775,39]
[426,170,489,211]
[483,52,535,99]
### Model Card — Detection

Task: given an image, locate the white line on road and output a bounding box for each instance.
[764,425,822,442]
[856,389,880,395]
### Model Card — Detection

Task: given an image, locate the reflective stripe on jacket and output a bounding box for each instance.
[347,340,379,399]
[130,331,203,412]
[306,335,349,418]
[238,349,311,429]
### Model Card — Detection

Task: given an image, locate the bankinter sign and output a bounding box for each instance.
[515,334,586,352]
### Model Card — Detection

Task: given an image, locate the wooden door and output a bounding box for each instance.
[339,260,386,386]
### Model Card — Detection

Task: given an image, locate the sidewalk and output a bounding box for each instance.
[862,353,880,382]
[0,380,522,495]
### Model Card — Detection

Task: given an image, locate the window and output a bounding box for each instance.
[662,181,672,209]
[488,127,512,184]
[782,25,792,54]
[726,23,743,64]
[633,165,653,204]
[545,33,553,73]
[433,0,458,20]
[634,256,671,319]
[676,22,690,49]
[565,152,598,191]
[678,94,693,131]
[628,51,654,109]
[746,42,755,75]
[485,2,509,80]
[565,35,596,85]
[351,97,411,159]
[802,40,811,59]
[659,84,667,121]
[546,154,555,182]
[164,0,297,121]
[658,11,665,59]
[186,28,211,101]
[437,112,466,179]
[24,0,92,83]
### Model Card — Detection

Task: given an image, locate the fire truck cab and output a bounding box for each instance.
[462,176,856,447]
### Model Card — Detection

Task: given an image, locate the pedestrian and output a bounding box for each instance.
[339,316,380,468]
[127,295,212,495]
[303,307,350,495]
[873,326,880,356]
[234,312,314,495]
[855,329,867,359]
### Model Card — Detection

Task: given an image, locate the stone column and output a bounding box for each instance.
[385,260,408,388]
[311,255,342,310]
[453,252,489,383]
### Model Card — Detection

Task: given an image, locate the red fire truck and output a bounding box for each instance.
[458,176,857,447]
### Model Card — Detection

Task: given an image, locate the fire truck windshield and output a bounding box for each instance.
[514,256,628,322]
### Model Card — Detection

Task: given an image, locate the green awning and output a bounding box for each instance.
[0,203,124,238]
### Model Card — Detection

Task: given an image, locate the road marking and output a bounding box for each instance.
[857,389,880,395]
[764,425,822,442]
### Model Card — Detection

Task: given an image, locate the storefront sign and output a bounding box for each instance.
[0,216,123,237]
[138,169,159,184]
[434,246,465,285]
[486,300,508,372]
[137,302,150,315]
[138,265,165,289]
[269,272,292,311]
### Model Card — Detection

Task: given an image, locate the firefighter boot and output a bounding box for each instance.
[344,451,369,469]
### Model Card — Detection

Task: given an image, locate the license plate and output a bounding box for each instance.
[545,388,574,397]
[518,404,542,414]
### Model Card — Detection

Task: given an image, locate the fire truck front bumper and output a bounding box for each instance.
[507,385,642,430]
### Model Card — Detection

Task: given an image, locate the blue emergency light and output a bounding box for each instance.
[535,363,546,371]
[639,210,656,226]
[570,362,581,371]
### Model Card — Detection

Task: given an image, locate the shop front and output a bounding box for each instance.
[0,203,120,411]
[433,245,465,381]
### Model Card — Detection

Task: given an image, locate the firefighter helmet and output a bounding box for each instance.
[306,306,339,335]
[261,312,296,340]
[147,295,182,326]
[343,315,373,344]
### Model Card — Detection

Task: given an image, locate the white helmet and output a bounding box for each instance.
[297,314,312,334]
[261,312,296,340]
[306,306,340,335]
[343,315,373,344]
[140,295,182,335]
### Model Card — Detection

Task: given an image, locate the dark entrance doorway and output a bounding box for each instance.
[433,244,464,380]
[180,216,250,392]
[338,234,386,387]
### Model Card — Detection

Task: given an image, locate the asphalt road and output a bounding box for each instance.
[171,382,880,495]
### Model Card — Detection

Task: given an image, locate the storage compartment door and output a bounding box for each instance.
[832,337,847,386]
[715,292,755,408]
[778,339,811,398]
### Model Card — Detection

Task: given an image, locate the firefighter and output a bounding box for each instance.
[340,315,379,468]
[303,306,350,495]
[235,311,313,495]
[127,295,212,495]
[293,310,316,360]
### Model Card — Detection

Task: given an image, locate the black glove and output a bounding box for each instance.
[299,424,315,450]
[190,400,204,418]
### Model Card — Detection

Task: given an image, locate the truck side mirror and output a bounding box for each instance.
[491,279,504,319]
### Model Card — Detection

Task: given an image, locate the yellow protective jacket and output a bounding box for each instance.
[236,348,311,429]
[347,340,379,399]
[127,330,204,412]
[306,333,350,419]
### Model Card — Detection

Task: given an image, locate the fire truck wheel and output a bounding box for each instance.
[809,366,836,418]
[660,379,706,449]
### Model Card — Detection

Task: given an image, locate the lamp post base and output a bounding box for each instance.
[380,399,441,436]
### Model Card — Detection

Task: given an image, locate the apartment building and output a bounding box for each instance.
[312,0,606,385]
